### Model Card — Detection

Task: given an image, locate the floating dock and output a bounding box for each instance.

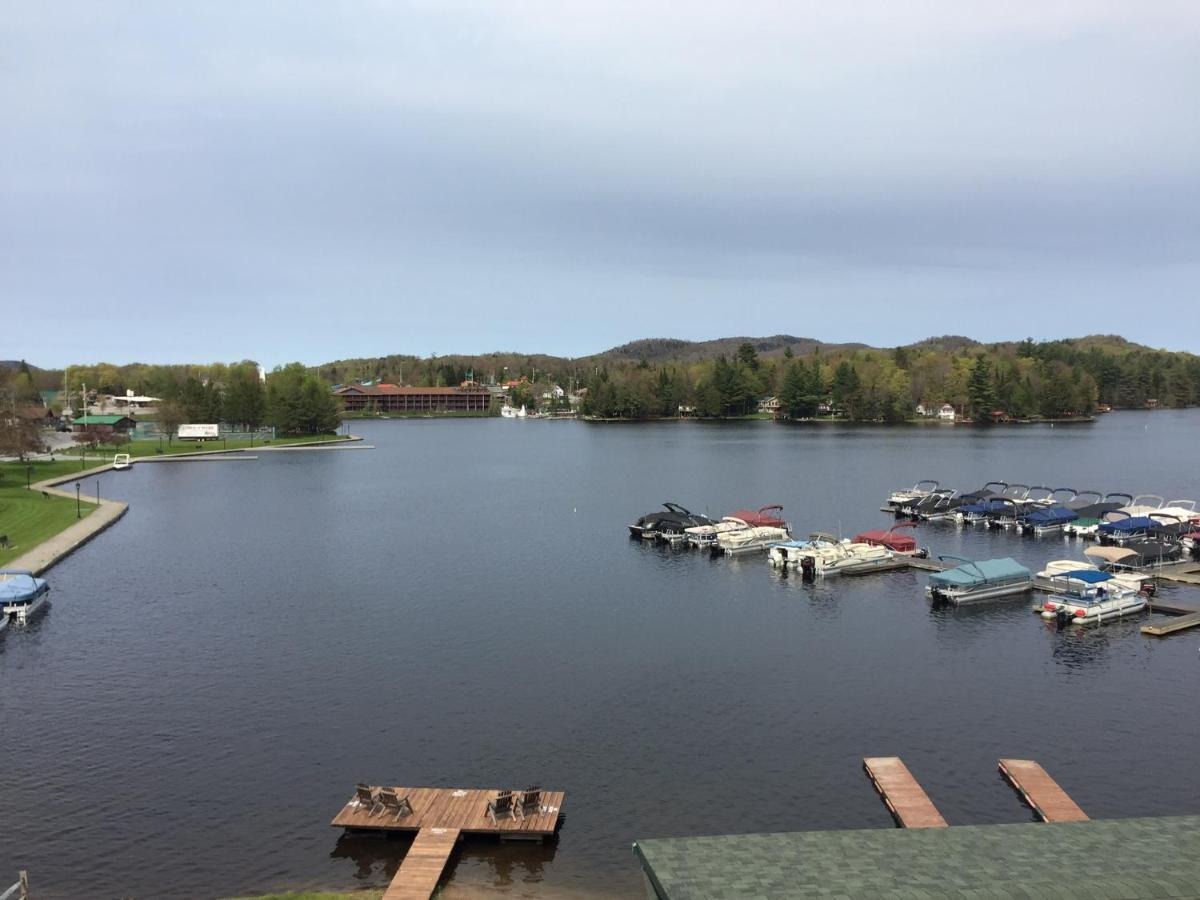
[999,759,1088,822]
[331,785,564,900]
[862,757,948,828]
[1141,611,1200,636]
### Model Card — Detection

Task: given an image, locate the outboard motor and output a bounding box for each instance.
[1055,607,1072,628]
[800,556,816,581]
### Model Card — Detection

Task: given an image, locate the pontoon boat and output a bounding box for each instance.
[0,570,50,624]
[925,557,1032,605]
[1039,571,1147,625]
[628,503,715,540]
[684,506,787,549]
[852,522,927,557]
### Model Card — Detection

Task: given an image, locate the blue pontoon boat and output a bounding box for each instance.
[1039,570,1147,625]
[925,556,1033,605]
[0,569,50,624]
[1018,504,1079,535]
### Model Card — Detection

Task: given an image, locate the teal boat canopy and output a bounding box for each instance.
[928,557,1031,588]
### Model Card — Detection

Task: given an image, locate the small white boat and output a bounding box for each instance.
[926,556,1032,605]
[717,524,791,556]
[685,506,788,550]
[798,541,894,577]
[517,404,528,418]
[1039,571,1147,625]
[0,569,50,624]
[500,405,518,418]
[113,452,132,470]
[886,480,940,512]
[768,534,840,567]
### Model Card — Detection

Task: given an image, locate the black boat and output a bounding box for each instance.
[628,503,715,540]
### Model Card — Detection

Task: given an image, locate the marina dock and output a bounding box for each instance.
[999,759,1088,822]
[331,785,564,900]
[862,757,948,828]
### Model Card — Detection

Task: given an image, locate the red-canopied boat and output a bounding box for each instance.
[852,522,927,557]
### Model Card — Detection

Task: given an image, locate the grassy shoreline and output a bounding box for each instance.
[0,434,350,568]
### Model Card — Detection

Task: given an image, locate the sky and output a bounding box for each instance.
[4,1,1200,369]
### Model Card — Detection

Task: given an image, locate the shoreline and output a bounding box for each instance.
[3,435,361,577]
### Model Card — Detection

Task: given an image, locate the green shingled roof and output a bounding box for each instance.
[635,816,1200,899]
[72,415,132,425]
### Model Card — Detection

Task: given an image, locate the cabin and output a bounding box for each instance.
[757,396,781,415]
[71,414,136,436]
[938,404,956,421]
[333,384,492,413]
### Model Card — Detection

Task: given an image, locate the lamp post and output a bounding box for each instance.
[26,465,32,490]
[95,479,100,508]
[76,482,81,518]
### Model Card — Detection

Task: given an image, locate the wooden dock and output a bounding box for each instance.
[998,759,1088,823]
[1142,611,1200,636]
[382,827,461,900]
[332,785,564,900]
[863,757,948,828]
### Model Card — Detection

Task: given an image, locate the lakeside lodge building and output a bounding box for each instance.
[333,383,492,414]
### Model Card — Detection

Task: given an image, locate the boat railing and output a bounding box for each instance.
[0,872,28,900]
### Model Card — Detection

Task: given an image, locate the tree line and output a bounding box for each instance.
[60,361,340,437]
[578,337,1200,421]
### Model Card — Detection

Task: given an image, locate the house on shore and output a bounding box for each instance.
[334,383,492,414]
[938,403,956,421]
[72,414,136,436]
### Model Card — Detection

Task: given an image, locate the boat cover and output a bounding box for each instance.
[1023,505,1079,526]
[1099,516,1160,535]
[1085,546,1138,564]
[928,558,1031,588]
[1058,569,1113,584]
[853,528,917,552]
[0,570,47,602]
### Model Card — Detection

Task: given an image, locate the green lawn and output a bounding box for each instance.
[68,432,350,461]
[0,459,98,567]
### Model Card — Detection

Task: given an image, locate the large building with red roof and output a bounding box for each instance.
[333,383,492,414]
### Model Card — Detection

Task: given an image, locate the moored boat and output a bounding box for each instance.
[925,556,1032,605]
[685,505,787,549]
[1018,504,1079,535]
[797,540,894,577]
[852,522,927,557]
[1039,570,1147,625]
[886,480,940,514]
[0,569,50,624]
[628,503,714,540]
[113,452,132,470]
[1038,553,1154,596]
[717,522,791,556]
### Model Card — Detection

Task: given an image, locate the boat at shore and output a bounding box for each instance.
[925,556,1032,605]
[0,570,50,624]
[628,503,714,541]
[113,452,132,470]
[1039,570,1147,625]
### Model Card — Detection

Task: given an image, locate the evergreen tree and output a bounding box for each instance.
[967,356,997,421]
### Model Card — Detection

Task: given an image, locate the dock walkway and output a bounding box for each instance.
[862,757,947,828]
[999,759,1088,822]
[382,827,461,900]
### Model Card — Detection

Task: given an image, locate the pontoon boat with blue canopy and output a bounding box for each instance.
[1039,570,1147,625]
[0,569,50,624]
[925,556,1032,605]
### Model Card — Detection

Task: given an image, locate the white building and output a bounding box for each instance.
[938,403,956,421]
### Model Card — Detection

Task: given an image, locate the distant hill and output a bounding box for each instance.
[588,335,869,364]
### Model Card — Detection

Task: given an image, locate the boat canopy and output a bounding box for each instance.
[853,523,917,552]
[1023,505,1079,525]
[1099,515,1169,535]
[1056,569,1113,584]
[1084,546,1138,564]
[928,557,1031,588]
[0,570,47,602]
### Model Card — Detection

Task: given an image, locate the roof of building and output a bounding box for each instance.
[335,384,491,396]
[72,414,135,425]
[635,816,1200,899]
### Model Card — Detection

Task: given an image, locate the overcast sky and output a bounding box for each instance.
[4,1,1199,368]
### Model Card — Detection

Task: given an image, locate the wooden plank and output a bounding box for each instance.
[862,757,947,828]
[331,785,564,837]
[382,827,460,900]
[1142,612,1200,636]
[999,759,1089,823]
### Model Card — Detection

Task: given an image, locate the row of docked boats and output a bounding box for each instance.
[884,480,1200,567]
[0,569,50,635]
[628,502,1159,628]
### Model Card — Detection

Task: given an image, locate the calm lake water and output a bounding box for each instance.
[3,412,1199,898]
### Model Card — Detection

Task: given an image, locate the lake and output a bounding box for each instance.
[2,411,1199,898]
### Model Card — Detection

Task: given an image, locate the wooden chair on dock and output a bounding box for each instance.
[486,790,514,823]
[354,783,382,817]
[515,787,542,819]
[377,788,414,820]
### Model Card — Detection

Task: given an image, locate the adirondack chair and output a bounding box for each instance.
[486,790,514,823]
